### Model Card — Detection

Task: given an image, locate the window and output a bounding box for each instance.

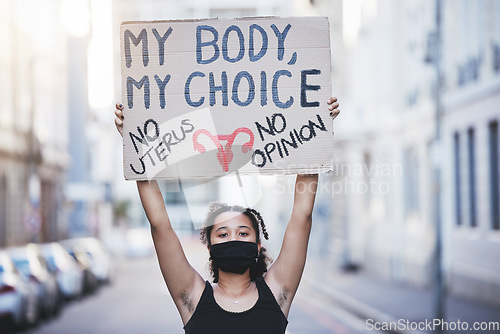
[403,147,419,217]
[489,121,500,230]
[467,128,477,227]
[363,152,372,208]
[454,132,462,226]
[494,1,500,73]
[0,175,6,247]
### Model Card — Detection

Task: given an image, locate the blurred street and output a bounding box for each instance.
[2,234,497,334]
[17,235,500,334]
[26,237,366,334]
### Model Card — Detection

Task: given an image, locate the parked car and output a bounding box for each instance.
[6,244,60,318]
[0,250,39,328]
[59,243,98,295]
[60,238,114,284]
[39,243,84,300]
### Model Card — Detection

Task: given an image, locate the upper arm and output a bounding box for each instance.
[265,174,318,315]
[151,226,206,324]
[137,181,205,324]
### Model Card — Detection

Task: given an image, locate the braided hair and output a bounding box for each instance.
[200,202,271,283]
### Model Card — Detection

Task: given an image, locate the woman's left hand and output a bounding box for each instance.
[327,97,340,120]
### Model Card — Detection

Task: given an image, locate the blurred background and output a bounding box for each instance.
[0,0,499,333]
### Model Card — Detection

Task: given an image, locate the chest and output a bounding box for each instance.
[184,280,288,334]
[184,303,287,334]
[213,284,259,313]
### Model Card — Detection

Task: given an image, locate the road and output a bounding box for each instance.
[19,240,368,334]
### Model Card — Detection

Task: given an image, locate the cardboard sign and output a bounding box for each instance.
[120,17,333,180]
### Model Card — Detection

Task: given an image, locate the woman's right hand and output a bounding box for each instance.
[114,103,124,137]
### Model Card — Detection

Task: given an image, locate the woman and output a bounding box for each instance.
[114,97,340,333]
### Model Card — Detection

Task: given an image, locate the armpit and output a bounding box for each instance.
[277,289,288,307]
[181,291,195,313]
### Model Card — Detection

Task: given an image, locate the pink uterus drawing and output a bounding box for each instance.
[192,127,254,172]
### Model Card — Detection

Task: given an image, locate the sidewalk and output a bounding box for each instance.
[302,259,500,334]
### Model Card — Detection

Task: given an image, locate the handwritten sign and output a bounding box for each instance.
[121,17,333,180]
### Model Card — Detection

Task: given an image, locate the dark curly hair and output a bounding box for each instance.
[200,202,271,283]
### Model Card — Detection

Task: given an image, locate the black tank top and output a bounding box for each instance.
[184,277,288,334]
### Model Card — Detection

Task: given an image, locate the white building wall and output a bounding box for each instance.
[333,0,500,306]
[333,0,437,285]
[440,0,500,306]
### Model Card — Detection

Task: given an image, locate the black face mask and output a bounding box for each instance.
[210,241,258,274]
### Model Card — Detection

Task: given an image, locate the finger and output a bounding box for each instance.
[330,109,340,120]
[328,102,340,110]
[115,117,123,127]
[327,97,338,104]
[115,118,124,137]
[115,109,124,120]
[330,108,340,115]
[115,102,124,110]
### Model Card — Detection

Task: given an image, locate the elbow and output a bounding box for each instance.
[291,206,314,222]
[304,214,313,227]
[291,211,313,226]
[150,224,175,241]
[148,217,173,233]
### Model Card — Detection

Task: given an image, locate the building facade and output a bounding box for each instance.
[331,0,500,306]
[0,0,70,246]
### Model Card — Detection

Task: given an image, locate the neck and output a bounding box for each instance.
[217,269,252,294]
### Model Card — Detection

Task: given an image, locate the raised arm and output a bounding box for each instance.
[264,174,318,314]
[265,97,339,317]
[114,104,205,325]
